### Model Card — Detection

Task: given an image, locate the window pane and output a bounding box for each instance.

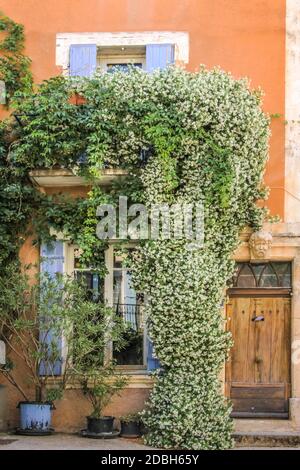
[113,267,144,365]
[251,263,265,285]
[124,271,136,306]
[113,304,144,365]
[113,270,122,304]
[236,264,256,287]
[272,262,292,287]
[73,270,105,368]
[76,271,103,302]
[107,63,143,73]
[259,264,278,287]
[231,262,292,289]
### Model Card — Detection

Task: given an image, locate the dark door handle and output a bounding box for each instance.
[252,315,264,322]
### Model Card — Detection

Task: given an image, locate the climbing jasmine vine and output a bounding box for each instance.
[3,66,270,449]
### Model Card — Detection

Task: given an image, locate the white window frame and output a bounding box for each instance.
[98,53,146,72]
[65,242,147,371]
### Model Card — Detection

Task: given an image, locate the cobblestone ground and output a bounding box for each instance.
[0,434,300,450]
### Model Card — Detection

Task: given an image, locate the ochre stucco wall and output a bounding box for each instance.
[4,385,151,433]
[0,0,286,216]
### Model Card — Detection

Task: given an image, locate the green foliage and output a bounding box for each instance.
[0,66,270,448]
[0,14,24,52]
[120,412,141,423]
[0,13,34,279]
[67,276,129,419]
[81,370,128,419]
[0,119,40,272]
[0,12,32,105]
[0,267,128,404]
[0,267,66,402]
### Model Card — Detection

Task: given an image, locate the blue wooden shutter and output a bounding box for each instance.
[146,44,175,72]
[147,338,161,372]
[39,241,64,376]
[69,44,97,77]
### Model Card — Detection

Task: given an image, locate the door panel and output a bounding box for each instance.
[232,398,288,413]
[226,296,291,418]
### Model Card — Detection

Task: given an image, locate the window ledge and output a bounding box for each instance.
[46,373,154,390]
[122,373,154,388]
[29,168,128,188]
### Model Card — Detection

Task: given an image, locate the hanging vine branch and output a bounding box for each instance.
[0,12,33,106]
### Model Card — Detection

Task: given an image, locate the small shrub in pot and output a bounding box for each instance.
[120,413,141,438]
[77,309,129,435]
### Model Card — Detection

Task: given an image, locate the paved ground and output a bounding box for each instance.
[0,433,153,450]
[0,433,300,450]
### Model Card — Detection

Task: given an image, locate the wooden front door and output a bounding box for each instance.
[226,262,292,418]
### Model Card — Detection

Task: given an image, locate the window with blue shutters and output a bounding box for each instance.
[69,43,175,76]
[39,241,64,376]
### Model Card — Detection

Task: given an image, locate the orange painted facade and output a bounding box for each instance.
[0,0,286,217]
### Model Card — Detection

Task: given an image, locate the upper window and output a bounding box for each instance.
[68,43,175,77]
[231,262,292,288]
[98,45,146,72]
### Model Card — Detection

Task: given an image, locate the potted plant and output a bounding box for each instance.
[0,267,63,433]
[120,413,141,438]
[0,265,126,435]
[77,312,129,436]
[81,369,128,436]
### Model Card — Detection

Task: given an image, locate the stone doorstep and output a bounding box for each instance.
[233,431,300,448]
[233,418,300,447]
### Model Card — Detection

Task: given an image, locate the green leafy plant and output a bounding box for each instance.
[0,266,128,405]
[0,266,67,402]
[71,283,129,419]
[0,12,32,106]
[0,66,270,448]
[81,370,128,419]
[120,413,141,423]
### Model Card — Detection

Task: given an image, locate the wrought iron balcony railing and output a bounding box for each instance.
[114,303,144,332]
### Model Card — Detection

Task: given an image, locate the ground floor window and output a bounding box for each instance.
[73,245,146,369]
